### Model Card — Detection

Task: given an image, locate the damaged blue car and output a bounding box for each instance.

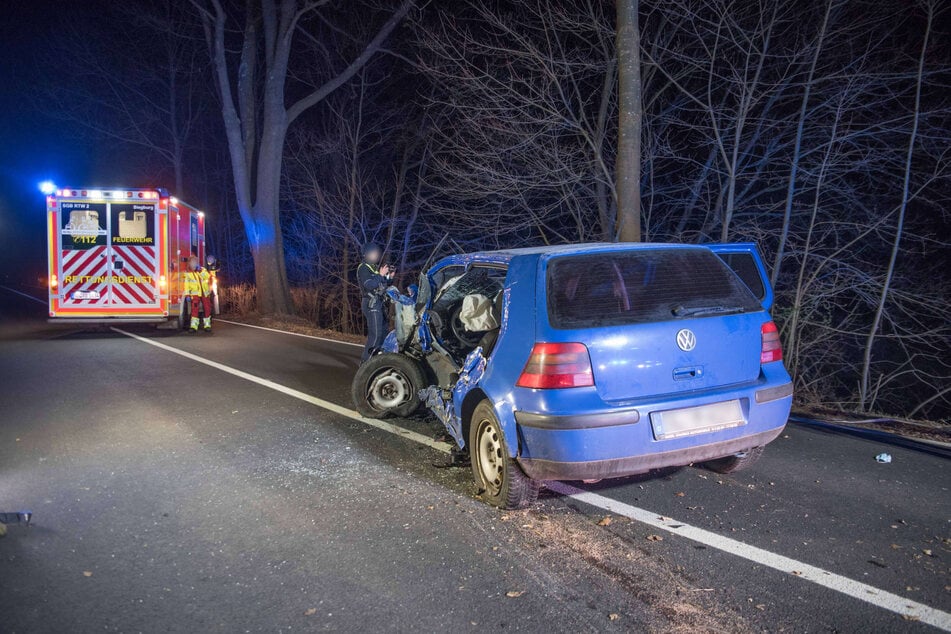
[351,243,793,509]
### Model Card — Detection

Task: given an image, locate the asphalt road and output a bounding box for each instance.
[0,287,948,633]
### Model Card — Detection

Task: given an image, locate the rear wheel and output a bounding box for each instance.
[704,446,765,474]
[351,353,426,419]
[469,400,539,509]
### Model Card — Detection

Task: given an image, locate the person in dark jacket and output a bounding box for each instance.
[357,243,395,362]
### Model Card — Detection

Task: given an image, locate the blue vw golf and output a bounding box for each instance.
[351,243,793,509]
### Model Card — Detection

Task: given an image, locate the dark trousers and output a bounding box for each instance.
[361,297,386,362]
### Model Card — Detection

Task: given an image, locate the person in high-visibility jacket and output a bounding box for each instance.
[184,255,213,333]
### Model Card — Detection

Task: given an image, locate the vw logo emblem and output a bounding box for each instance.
[676,329,697,352]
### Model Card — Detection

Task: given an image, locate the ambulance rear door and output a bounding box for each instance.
[108,201,162,312]
[56,199,111,311]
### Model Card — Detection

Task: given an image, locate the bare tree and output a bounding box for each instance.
[418,1,619,243]
[189,0,414,315]
[770,0,835,286]
[43,0,206,194]
[414,0,950,419]
[859,0,937,410]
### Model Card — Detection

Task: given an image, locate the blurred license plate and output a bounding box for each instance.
[72,290,101,300]
[650,400,745,440]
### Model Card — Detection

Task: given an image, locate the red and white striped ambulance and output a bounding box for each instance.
[46,188,207,326]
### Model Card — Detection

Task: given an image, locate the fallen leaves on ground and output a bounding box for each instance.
[506,590,525,598]
[303,608,317,616]
[608,613,620,621]
[646,534,663,542]
[597,516,613,526]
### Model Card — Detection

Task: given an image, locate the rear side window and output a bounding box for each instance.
[715,252,765,301]
[547,249,760,329]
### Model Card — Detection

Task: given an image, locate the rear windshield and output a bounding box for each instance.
[546,248,760,329]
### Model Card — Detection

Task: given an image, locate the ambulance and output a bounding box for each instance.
[46,188,208,327]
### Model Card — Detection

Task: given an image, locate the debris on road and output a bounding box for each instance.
[875,453,892,463]
[646,534,664,542]
[597,516,613,526]
[505,590,525,598]
[608,613,620,621]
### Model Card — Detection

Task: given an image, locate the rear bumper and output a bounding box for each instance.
[509,372,793,481]
[49,317,168,324]
[517,426,784,481]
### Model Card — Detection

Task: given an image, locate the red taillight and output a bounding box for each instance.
[516,342,594,389]
[761,321,783,364]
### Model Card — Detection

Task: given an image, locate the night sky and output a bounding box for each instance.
[0,1,118,283]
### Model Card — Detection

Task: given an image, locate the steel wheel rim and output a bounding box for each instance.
[367,368,411,411]
[476,418,504,496]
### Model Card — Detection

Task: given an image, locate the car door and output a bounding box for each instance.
[707,243,773,311]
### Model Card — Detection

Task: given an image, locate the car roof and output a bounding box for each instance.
[435,242,707,267]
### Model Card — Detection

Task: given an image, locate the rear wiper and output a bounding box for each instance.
[671,305,745,317]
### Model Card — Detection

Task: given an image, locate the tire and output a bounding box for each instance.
[351,353,426,419]
[469,400,540,509]
[704,446,765,474]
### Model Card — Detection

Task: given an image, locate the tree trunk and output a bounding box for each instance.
[615,0,642,243]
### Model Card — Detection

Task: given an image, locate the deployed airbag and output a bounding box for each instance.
[459,294,498,332]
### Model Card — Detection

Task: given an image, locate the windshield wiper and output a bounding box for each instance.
[671,305,745,317]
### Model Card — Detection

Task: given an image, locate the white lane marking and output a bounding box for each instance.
[0,286,47,306]
[114,324,951,630]
[548,482,951,630]
[215,319,364,348]
[111,327,452,454]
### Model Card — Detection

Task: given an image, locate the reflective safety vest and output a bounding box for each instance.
[183,268,212,297]
[358,261,387,298]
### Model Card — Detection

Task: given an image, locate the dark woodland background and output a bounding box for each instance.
[0,0,948,420]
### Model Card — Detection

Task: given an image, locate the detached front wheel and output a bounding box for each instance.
[469,400,539,509]
[351,353,426,418]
